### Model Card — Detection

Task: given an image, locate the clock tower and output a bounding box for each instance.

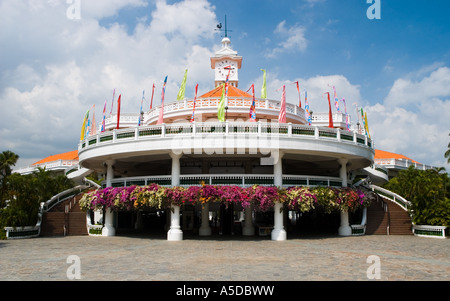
[211,37,243,88]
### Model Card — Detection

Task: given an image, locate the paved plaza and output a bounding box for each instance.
[0,234,449,281]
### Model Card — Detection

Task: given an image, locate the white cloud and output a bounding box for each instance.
[266,21,308,58]
[367,66,450,167]
[0,0,218,166]
[251,72,362,119]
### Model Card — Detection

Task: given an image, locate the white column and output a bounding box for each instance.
[102,208,116,236]
[338,158,352,236]
[170,153,181,186]
[105,159,116,187]
[168,152,183,241]
[167,205,183,241]
[103,160,116,236]
[272,151,286,241]
[199,203,212,236]
[242,205,255,236]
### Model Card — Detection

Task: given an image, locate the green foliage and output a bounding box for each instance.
[384,166,450,226]
[0,161,75,228]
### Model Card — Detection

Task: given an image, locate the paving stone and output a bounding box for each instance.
[0,235,449,281]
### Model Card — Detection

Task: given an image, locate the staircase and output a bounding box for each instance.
[387,199,413,235]
[365,185,413,235]
[365,194,389,235]
[41,194,88,236]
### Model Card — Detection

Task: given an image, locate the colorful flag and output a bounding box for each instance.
[138,90,145,126]
[190,84,199,123]
[261,69,267,99]
[80,109,89,140]
[117,94,122,129]
[304,90,311,125]
[340,98,350,131]
[86,119,90,138]
[101,99,107,132]
[150,83,155,110]
[247,84,257,122]
[217,83,226,122]
[329,85,340,112]
[364,111,371,138]
[278,85,286,124]
[293,81,301,108]
[224,66,232,97]
[360,107,365,134]
[177,69,188,101]
[90,104,97,136]
[157,76,168,125]
[354,103,362,134]
[324,92,334,128]
[109,89,116,115]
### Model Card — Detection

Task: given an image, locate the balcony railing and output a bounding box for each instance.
[374,158,434,170]
[14,160,79,175]
[101,97,307,130]
[80,121,374,152]
[104,174,343,188]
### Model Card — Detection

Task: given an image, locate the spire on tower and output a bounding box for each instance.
[216,15,232,38]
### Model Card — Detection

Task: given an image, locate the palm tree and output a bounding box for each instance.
[0,150,19,178]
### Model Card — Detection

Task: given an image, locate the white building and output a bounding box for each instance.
[76,37,376,241]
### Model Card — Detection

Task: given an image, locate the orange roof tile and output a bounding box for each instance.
[375,149,419,164]
[33,150,79,165]
[200,85,252,98]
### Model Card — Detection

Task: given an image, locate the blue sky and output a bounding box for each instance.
[1,0,449,168]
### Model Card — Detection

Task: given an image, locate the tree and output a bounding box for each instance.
[0,166,74,228]
[0,150,19,178]
[0,150,20,207]
[384,165,450,226]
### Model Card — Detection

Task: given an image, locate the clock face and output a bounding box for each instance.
[217,60,237,78]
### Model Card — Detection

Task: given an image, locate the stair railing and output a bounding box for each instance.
[368,184,411,211]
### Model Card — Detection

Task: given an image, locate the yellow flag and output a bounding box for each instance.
[177,69,188,101]
[261,69,267,99]
[80,110,89,141]
[218,83,226,122]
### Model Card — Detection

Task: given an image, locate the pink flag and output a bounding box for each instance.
[190,84,199,123]
[110,89,116,115]
[150,83,155,110]
[157,76,168,125]
[90,104,97,136]
[101,99,107,132]
[278,85,286,124]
